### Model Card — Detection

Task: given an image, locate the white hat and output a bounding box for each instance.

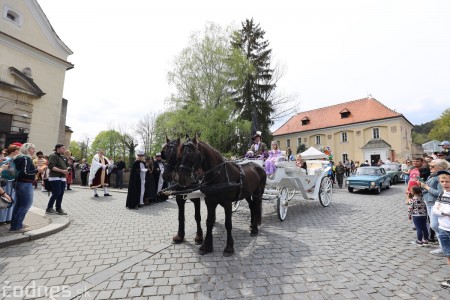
[155,152,161,156]
[439,140,450,147]
[136,150,145,156]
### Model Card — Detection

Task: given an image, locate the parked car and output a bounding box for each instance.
[345,166,391,194]
[381,163,404,184]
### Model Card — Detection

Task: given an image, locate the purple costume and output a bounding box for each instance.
[265,149,282,175]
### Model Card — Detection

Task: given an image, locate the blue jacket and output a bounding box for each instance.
[423,173,442,206]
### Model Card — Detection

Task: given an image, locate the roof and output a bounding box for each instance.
[361,139,391,150]
[273,97,411,136]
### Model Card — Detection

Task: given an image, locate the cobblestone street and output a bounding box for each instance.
[0,184,449,299]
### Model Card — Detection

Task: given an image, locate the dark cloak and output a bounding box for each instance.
[126,160,144,208]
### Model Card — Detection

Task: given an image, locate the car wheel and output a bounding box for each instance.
[348,187,354,193]
[393,175,398,184]
[375,185,381,194]
[386,181,391,189]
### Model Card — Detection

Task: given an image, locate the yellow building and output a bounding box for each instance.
[0,0,73,153]
[273,97,414,165]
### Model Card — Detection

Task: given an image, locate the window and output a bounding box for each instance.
[301,117,310,125]
[3,6,22,26]
[343,154,348,162]
[286,139,290,148]
[297,137,301,146]
[341,132,348,142]
[340,109,350,119]
[373,128,380,139]
[315,135,321,145]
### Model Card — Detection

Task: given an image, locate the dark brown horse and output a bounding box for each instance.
[176,134,266,256]
[162,137,203,245]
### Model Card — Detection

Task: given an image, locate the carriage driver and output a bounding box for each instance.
[245,131,269,159]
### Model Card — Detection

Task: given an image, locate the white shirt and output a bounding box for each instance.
[432,190,450,232]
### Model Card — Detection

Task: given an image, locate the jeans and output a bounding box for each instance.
[47,180,66,210]
[426,204,440,242]
[412,215,429,242]
[115,170,124,188]
[10,182,33,230]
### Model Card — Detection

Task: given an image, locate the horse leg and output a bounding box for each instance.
[173,195,185,244]
[223,201,235,256]
[199,200,217,255]
[247,196,259,236]
[192,198,203,245]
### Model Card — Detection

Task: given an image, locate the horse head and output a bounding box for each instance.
[177,133,202,187]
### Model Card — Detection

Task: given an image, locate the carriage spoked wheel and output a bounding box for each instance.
[287,188,296,201]
[232,200,241,212]
[319,176,333,207]
[276,187,289,221]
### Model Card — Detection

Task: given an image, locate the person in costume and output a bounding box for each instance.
[245,131,268,159]
[89,149,111,197]
[126,150,147,209]
[265,141,282,177]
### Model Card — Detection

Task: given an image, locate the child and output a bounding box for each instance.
[432,170,450,288]
[408,185,429,245]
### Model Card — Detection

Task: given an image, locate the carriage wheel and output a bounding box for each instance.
[319,176,333,207]
[287,188,296,201]
[277,187,288,221]
[232,200,241,212]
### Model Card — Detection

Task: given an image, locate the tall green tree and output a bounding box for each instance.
[69,141,82,160]
[229,18,275,143]
[429,108,450,141]
[90,130,122,158]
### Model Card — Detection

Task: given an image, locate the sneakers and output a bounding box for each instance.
[46,208,56,214]
[415,240,423,246]
[94,194,99,198]
[56,209,67,215]
[422,240,429,245]
[430,248,446,257]
[104,194,112,197]
[441,280,450,289]
[428,238,438,244]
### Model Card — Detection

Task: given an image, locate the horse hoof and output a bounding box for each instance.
[194,237,204,245]
[198,248,212,255]
[250,231,258,237]
[223,251,234,257]
[172,235,185,244]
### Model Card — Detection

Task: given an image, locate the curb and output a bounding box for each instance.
[0,207,70,249]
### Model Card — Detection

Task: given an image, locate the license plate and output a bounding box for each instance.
[352,185,368,189]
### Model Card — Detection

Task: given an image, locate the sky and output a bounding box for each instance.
[37,0,450,142]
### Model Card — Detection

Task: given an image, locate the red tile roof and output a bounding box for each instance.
[273,97,410,136]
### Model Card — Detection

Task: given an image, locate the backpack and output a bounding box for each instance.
[0,157,20,180]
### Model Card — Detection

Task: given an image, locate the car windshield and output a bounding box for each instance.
[356,168,379,175]
[382,164,399,171]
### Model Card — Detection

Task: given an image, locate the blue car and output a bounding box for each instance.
[345,166,391,194]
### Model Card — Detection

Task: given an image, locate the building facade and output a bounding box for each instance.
[273,97,414,165]
[0,0,73,153]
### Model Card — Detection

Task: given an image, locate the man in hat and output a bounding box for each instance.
[126,150,147,209]
[246,131,268,159]
[89,149,111,197]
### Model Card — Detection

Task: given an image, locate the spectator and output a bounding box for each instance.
[79,158,90,186]
[144,157,157,204]
[107,156,115,186]
[46,144,70,215]
[64,150,74,190]
[408,185,429,246]
[126,151,147,209]
[89,149,111,197]
[402,160,413,184]
[406,157,423,201]
[114,157,126,189]
[0,144,21,225]
[10,143,44,231]
[344,160,351,177]
[420,159,450,256]
[335,161,346,188]
[360,160,370,167]
[33,151,47,190]
[431,170,450,288]
[437,150,450,163]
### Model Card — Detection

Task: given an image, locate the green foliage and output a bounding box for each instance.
[412,120,435,135]
[411,132,429,145]
[90,130,123,159]
[69,141,82,160]
[429,108,450,141]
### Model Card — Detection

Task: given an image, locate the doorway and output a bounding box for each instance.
[370,154,380,166]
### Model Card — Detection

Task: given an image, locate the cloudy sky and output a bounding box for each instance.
[37,0,449,142]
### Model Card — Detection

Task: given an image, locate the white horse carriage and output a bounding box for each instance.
[234,147,334,221]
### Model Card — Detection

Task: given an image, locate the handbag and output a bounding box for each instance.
[0,195,13,209]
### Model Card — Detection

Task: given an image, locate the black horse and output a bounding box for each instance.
[162,136,203,245]
[176,134,266,256]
